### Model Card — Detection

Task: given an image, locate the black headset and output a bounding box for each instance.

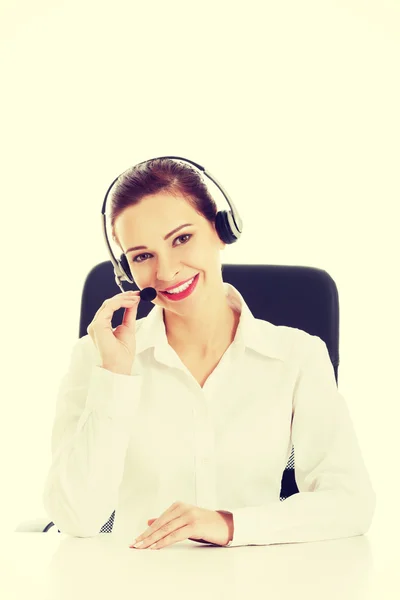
[101,155,244,292]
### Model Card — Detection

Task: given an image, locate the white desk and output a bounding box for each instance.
[0,529,398,600]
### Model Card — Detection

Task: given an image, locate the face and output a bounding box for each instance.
[114,191,226,312]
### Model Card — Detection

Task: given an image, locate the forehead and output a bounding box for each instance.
[114,192,201,237]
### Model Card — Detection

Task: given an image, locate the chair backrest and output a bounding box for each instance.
[75,262,339,534]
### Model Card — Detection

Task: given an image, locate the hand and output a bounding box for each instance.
[87,290,141,375]
[129,501,233,550]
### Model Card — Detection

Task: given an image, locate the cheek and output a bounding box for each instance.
[186,243,219,269]
[185,245,203,260]
[129,264,151,287]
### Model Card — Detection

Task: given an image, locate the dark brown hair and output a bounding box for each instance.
[109,158,218,249]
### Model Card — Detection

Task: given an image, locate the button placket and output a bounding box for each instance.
[193,391,217,509]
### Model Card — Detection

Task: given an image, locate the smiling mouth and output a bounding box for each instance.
[161,275,198,294]
[160,273,200,297]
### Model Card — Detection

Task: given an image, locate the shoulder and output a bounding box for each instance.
[69,333,102,366]
[252,317,325,364]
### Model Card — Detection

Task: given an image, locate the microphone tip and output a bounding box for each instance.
[140,287,157,302]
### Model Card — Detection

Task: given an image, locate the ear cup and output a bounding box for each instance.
[118,253,134,283]
[215,210,242,244]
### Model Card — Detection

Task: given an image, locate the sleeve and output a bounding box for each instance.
[218,334,377,548]
[42,336,144,537]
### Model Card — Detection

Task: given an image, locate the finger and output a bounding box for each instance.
[149,523,193,550]
[89,294,140,329]
[140,502,180,539]
[132,515,189,549]
[130,503,181,548]
[121,297,140,328]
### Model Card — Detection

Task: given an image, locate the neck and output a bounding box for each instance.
[163,286,239,356]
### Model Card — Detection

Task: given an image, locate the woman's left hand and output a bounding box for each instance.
[129,501,233,550]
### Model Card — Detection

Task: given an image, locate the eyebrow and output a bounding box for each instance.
[125,223,194,254]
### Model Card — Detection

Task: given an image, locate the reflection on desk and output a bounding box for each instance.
[0,530,398,600]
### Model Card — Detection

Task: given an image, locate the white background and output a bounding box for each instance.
[0,0,398,534]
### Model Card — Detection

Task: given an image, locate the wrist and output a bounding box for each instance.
[216,510,234,544]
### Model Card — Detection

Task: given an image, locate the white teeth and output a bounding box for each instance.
[165,277,195,294]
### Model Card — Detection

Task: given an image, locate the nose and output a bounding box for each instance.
[155,255,180,288]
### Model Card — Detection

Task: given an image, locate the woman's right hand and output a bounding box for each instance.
[87,291,141,375]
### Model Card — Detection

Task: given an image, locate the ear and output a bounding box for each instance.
[215,230,226,251]
[211,219,226,250]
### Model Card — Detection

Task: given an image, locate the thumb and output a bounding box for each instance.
[120,298,140,331]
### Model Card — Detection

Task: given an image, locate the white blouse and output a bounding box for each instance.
[43,282,376,547]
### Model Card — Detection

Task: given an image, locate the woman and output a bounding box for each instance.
[43,158,376,549]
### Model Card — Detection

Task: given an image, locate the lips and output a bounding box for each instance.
[160,275,198,293]
[160,273,199,301]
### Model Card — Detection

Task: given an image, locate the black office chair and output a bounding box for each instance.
[43,262,340,534]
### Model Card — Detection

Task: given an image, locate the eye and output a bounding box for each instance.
[132,233,192,263]
[132,252,151,263]
[175,233,191,245]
